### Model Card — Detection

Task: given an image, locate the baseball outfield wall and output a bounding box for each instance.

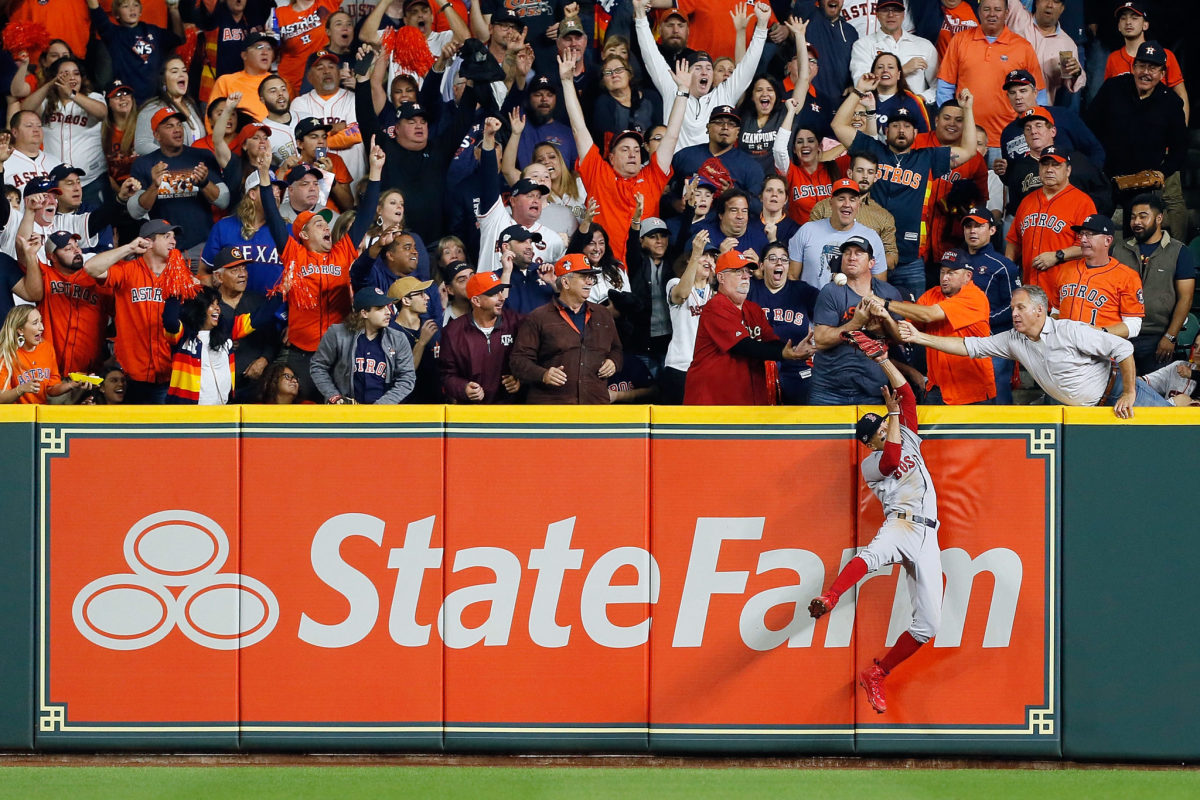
[1,405,1195,760]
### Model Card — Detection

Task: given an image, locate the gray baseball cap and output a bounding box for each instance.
[640,217,668,238]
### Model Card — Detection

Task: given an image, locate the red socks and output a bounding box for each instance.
[878,631,924,674]
[827,556,869,600]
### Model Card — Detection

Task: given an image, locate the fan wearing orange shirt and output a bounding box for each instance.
[935,0,979,57]
[255,142,383,401]
[1053,214,1146,338]
[558,51,691,265]
[1106,1,1188,122]
[0,306,83,404]
[84,220,183,402]
[882,248,995,405]
[268,0,339,94]
[1005,145,1094,298]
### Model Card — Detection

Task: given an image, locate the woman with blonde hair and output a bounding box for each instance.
[102,80,140,193]
[0,306,80,404]
[501,120,587,237]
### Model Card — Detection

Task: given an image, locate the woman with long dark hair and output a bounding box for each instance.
[255,362,303,405]
[22,56,108,204]
[868,52,930,134]
[134,56,206,155]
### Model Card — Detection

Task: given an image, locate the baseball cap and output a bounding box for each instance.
[528,74,556,93]
[1134,41,1167,67]
[961,206,992,225]
[806,43,820,60]
[295,117,332,138]
[839,235,874,257]
[640,217,668,238]
[150,107,185,132]
[686,50,713,67]
[1114,1,1147,19]
[44,231,81,257]
[661,8,687,23]
[489,8,525,29]
[831,178,861,196]
[49,164,86,183]
[397,102,429,121]
[441,260,475,283]
[105,79,132,98]
[876,0,905,10]
[291,207,334,238]
[387,275,434,300]
[212,246,252,271]
[886,107,917,126]
[285,164,324,184]
[500,224,543,245]
[510,178,550,197]
[714,249,752,274]
[353,286,393,311]
[305,49,340,69]
[1038,145,1070,164]
[555,253,600,277]
[855,412,886,445]
[139,219,182,238]
[1020,106,1054,127]
[23,176,60,198]
[709,104,740,125]
[939,248,973,271]
[559,16,585,38]
[1003,69,1037,90]
[1071,214,1115,235]
[465,271,508,299]
[241,32,277,51]
[242,169,284,193]
[403,0,431,10]
[609,128,644,155]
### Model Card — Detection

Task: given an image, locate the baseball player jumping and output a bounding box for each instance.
[809,327,941,714]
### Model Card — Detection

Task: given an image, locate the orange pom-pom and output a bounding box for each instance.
[382,26,435,78]
[3,22,51,63]
[270,260,318,310]
[162,249,200,299]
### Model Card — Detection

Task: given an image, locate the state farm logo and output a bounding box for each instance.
[72,511,279,651]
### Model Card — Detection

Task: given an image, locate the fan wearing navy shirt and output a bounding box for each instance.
[747,241,820,404]
[831,75,978,301]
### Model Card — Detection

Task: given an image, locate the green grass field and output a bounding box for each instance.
[0,767,1197,800]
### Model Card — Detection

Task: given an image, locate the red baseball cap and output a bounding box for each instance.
[714,250,753,274]
[291,208,334,238]
[466,271,508,299]
[151,107,186,133]
[554,253,600,278]
[831,178,861,196]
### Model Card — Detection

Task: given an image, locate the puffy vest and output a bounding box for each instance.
[1113,232,1183,336]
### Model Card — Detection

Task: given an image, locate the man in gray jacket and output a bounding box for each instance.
[311,287,416,404]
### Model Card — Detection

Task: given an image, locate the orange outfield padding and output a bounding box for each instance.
[32,405,1061,754]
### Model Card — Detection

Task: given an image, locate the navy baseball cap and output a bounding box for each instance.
[886,107,917,126]
[510,178,549,197]
[961,206,993,225]
[500,224,543,244]
[528,74,555,93]
[939,248,973,271]
[45,231,81,257]
[397,102,429,121]
[1038,145,1070,164]
[285,164,324,184]
[22,176,60,197]
[241,32,278,51]
[609,129,644,154]
[489,8,525,29]
[686,50,713,67]
[305,49,339,70]
[441,260,475,283]
[855,412,886,444]
[1003,69,1037,89]
[1071,214,1115,235]
[353,286,393,311]
[709,105,740,125]
[49,164,86,183]
[876,0,905,10]
[1114,1,1147,19]
[212,246,252,271]
[840,235,874,257]
[1134,41,1167,67]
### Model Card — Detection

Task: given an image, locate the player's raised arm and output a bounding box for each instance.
[654,59,696,174]
[948,88,978,168]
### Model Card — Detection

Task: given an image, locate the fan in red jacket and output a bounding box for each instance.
[438,271,525,404]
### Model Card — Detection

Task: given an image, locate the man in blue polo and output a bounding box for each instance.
[831,75,978,301]
[958,206,1021,403]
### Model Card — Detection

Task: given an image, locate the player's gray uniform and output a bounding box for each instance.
[858,393,942,643]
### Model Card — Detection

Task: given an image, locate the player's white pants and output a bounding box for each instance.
[857,518,943,643]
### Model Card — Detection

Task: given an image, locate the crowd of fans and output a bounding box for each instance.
[0,0,1196,409]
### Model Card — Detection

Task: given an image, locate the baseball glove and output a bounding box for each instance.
[842,330,888,362]
[1113,170,1165,192]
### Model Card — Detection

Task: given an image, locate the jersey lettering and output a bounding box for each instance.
[353,356,387,376]
[130,287,164,303]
